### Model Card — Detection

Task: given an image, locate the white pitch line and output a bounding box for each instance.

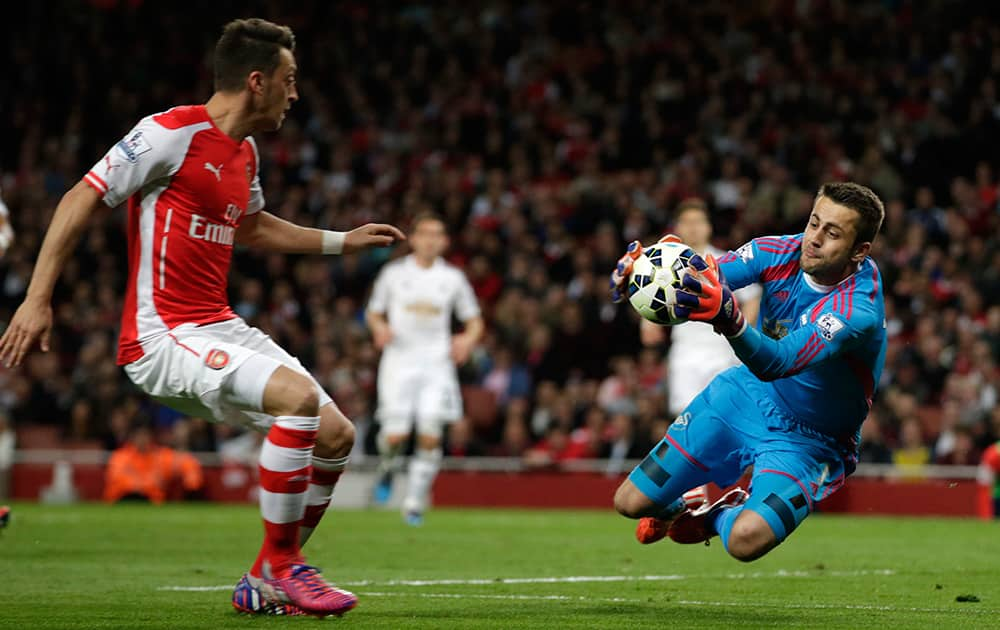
[157,568,896,592]
[352,574,687,587]
[359,591,637,603]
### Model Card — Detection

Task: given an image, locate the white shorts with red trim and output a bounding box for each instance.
[123,317,334,432]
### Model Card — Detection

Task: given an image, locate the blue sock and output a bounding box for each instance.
[711,505,745,551]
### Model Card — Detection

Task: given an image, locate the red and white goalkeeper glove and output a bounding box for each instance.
[609,234,684,303]
[674,253,746,337]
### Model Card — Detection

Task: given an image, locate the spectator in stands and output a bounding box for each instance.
[444,418,486,457]
[103,422,204,504]
[481,347,532,407]
[523,421,595,469]
[893,418,932,479]
[858,409,892,465]
[935,425,980,466]
[491,406,532,458]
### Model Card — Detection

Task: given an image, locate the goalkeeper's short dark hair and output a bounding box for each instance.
[817,182,885,245]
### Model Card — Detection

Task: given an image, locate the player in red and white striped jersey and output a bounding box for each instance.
[0,18,404,618]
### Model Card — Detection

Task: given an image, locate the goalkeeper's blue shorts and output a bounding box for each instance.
[628,366,849,541]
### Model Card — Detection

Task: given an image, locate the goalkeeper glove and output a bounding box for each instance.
[609,234,684,303]
[674,253,746,337]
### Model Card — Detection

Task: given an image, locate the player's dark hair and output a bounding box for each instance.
[817,182,885,245]
[674,197,709,220]
[410,211,446,233]
[214,18,295,92]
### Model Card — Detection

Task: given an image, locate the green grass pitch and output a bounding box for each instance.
[3,502,999,629]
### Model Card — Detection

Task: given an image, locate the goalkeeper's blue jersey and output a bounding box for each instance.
[717,233,886,443]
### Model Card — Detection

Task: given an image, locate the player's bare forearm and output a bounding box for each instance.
[25,181,103,301]
[366,311,392,349]
[235,211,404,254]
[365,310,386,331]
[450,316,484,365]
[234,211,323,253]
[460,316,485,345]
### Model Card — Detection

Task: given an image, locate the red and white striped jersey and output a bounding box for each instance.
[83,105,265,365]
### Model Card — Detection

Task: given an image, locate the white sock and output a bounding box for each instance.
[376,430,405,477]
[403,447,442,514]
[299,454,349,546]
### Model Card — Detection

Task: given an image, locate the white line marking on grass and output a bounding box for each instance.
[157,568,898,592]
[355,574,687,587]
[360,591,638,603]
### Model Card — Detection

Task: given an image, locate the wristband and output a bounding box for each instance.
[321,230,346,255]
[725,318,749,339]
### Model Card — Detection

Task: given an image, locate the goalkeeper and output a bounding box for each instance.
[609,182,887,562]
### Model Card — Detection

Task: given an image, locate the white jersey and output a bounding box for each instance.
[367,255,480,361]
[667,244,761,413]
[0,188,12,254]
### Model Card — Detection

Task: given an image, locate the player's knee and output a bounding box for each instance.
[416,433,441,451]
[327,416,356,451]
[288,382,320,417]
[614,482,650,519]
[726,518,776,562]
[315,410,355,458]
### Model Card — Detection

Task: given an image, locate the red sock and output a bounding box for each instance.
[299,455,349,546]
[250,416,318,579]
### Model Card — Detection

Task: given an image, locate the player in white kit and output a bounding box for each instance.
[641,199,761,416]
[0,19,405,618]
[0,188,13,259]
[638,199,760,513]
[366,213,484,525]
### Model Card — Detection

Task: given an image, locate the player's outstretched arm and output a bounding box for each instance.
[0,181,104,368]
[725,316,869,382]
[235,211,404,255]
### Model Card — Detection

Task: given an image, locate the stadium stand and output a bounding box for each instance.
[0,1,997,478]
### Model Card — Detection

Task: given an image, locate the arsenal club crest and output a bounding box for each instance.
[205,348,230,370]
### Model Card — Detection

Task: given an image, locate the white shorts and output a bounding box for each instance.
[667,355,738,416]
[376,354,462,438]
[123,318,333,432]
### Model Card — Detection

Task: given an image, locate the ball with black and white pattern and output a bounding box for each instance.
[626,241,697,326]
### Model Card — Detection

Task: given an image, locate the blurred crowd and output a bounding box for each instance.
[0,1,997,470]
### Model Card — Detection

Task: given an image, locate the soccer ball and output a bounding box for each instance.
[627,241,697,325]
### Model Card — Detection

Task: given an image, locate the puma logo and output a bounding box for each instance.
[204,162,223,181]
